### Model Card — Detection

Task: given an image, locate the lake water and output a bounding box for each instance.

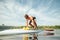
[0,29,60,40]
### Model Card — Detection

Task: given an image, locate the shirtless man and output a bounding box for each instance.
[24,14,37,30]
[24,14,38,40]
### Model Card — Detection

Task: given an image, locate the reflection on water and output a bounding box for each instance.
[0,35,23,40]
[38,36,60,40]
[0,29,60,40]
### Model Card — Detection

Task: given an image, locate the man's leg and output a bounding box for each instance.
[29,20,34,28]
[32,20,37,29]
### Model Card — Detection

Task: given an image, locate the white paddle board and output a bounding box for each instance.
[0,29,42,36]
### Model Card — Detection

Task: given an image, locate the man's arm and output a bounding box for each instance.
[26,19,28,27]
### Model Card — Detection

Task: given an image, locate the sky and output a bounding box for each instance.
[0,0,60,26]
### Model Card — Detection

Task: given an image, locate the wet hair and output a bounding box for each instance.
[24,14,28,19]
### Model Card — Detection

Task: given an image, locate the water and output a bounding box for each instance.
[0,29,60,40]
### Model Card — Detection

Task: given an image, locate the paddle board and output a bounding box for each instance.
[0,29,42,36]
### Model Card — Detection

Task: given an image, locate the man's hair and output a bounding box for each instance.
[24,14,28,19]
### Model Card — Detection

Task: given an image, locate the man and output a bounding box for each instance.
[24,14,37,30]
[24,14,38,40]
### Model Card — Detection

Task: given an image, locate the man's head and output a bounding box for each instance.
[24,14,29,19]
